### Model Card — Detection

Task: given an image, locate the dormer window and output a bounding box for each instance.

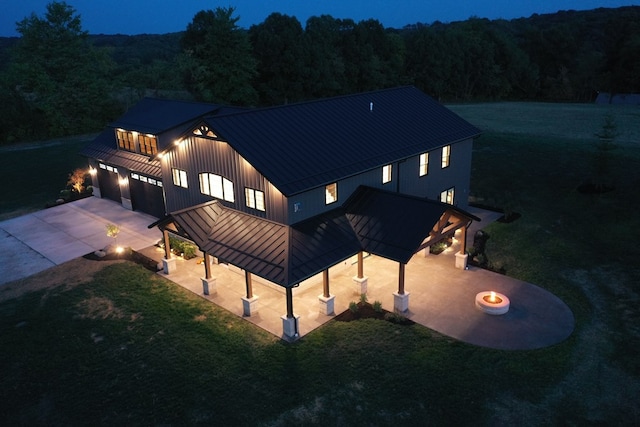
[116,129,135,152]
[139,134,158,156]
[116,129,157,156]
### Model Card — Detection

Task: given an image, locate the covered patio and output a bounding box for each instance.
[141,206,574,349]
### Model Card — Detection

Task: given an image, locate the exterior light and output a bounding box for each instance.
[118,177,128,186]
[115,246,124,254]
[88,167,97,176]
[157,152,164,159]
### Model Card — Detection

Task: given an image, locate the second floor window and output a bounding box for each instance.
[419,153,429,176]
[245,188,265,211]
[441,145,451,168]
[172,168,188,188]
[325,183,337,204]
[200,173,234,202]
[382,164,392,184]
[139,134,158,156]
[116,130,135,151]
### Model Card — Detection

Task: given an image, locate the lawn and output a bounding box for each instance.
[1,103,639,424]
[0,134,94,221]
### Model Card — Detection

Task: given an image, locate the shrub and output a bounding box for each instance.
[359,293,368,304]
[349,301,359,314]
[373,300,383,313]
[169,235,198,260]
[384,311,407,324]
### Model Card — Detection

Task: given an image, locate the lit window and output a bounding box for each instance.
[382,164,392,184]
[148,178,157,185]
[140,176,148,183]
[199,173,234,202]
[419,153,429,176]
[325,183,337,204]
[139,134,158,156]
[131,173,139,180]
[441,145,451,168]
[172,168,188,188]
[245,188,265,211]
[116,129,135,152]
[440,187,455,205]
[157,181,163,188]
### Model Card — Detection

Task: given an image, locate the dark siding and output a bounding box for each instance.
[163,136,287,222]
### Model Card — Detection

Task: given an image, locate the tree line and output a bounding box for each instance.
[0,1,638,143]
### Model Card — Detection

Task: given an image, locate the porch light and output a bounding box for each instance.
[115,246,124,254]
[119,177,128,186]
[88,167,97,176]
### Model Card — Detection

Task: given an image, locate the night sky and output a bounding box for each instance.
[2,0,638,37]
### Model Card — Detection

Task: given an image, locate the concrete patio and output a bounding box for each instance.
[0,197,574,349]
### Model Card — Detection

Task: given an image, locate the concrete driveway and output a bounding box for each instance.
[0,197,161,285]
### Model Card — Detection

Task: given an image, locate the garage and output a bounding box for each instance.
[130,172,166,218]
[97,163,121,203]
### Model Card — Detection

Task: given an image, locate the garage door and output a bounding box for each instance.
[97,163,121,203]
[130,173,165,218]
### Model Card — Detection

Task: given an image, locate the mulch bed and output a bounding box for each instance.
[83,248,161,272]
[334,302,414,325]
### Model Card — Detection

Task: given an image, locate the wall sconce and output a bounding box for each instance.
[88,167,97,176]
[118,177,129,186]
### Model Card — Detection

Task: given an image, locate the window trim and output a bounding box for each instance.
[440,187,455,205]
[419,152,429,176]
[441,145,451,169]
[325,183,338,205]
[382,164,392,184]
[199,172,234,202]
[245,187,265,211]
[172,168,188,188]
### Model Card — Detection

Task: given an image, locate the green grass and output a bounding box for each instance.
[0,262,573,425]
[1,102,640,424]
[0,135,94,220]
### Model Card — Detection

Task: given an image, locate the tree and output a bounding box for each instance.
[181,7,257,105]
[67,168,88,194]
[249,13,305,105]
[7,1,117,137]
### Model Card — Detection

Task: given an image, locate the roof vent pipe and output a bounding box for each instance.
[370,102,374,111]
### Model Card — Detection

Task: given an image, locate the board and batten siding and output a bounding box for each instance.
[162,136,287,222]
[287,139,473,224]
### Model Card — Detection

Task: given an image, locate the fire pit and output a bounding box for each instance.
[475,291,510,315]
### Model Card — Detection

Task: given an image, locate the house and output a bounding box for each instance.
[81,86,481,338]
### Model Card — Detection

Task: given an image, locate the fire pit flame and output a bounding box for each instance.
[476,291,510,315]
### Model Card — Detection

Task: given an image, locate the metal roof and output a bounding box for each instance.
[165,186,479,287]
[344,186,477,263]
[170,201,360,286]
[109,98,222,135]
[204,86,481,196]
[80,129,162,177]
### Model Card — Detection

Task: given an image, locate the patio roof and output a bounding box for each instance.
[161,186,479,288]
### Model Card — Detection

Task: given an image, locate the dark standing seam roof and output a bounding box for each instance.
[203,86,481,196]
[343,186,476,263]
[109,98,222,135]
[166,187,478,287]
[80,129,162,177]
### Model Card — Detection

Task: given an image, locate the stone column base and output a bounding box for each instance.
[353,276,368,295]
[162,257,176,275]
[281,315,300,339]
[242,295,259,316]
[455,253,468,270]
[201,277,216,295]
[424,247,431,257]
[393,292,410,313]
[318,294,335,315]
